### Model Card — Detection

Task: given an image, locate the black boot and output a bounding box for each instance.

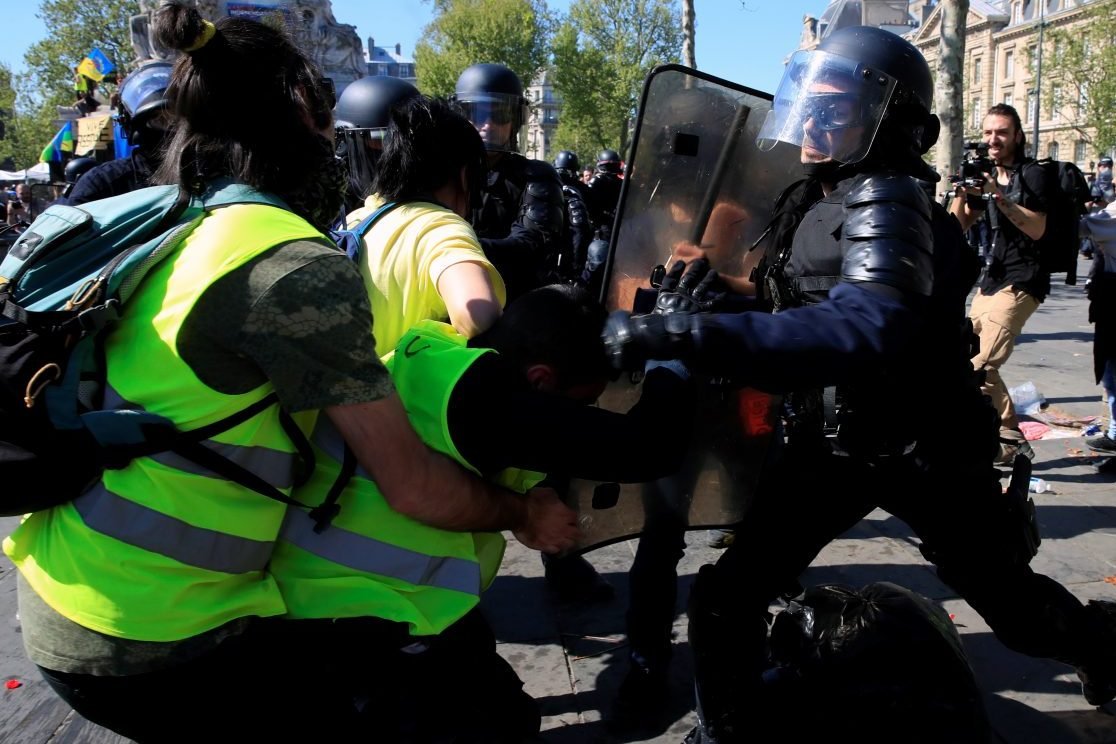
[1075,599,1116,706]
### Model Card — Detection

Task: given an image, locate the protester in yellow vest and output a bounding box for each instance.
[2,5,578,742]
[345,95,505,356]
[272,284,694,742]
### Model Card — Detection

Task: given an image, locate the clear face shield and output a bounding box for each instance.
[335,126,388,204]
[120,66,172,120]
[454,93,526,153]
[757,49,898,165]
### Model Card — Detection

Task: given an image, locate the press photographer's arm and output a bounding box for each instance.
[950,172,1046,241]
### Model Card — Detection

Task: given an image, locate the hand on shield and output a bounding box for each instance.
[653,257,726,315]
[513,487,580,554]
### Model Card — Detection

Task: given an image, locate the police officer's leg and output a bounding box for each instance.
[688,445,883,739]
[890,451,1116,705]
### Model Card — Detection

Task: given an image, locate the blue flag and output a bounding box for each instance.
[77,48,115,82]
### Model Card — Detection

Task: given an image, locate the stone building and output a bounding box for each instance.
[523,68,561,162]
[364,38,417,85]
[803,0,1112,171]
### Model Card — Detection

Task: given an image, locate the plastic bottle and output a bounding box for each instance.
[1029,477,1051,494]
[1008,381,1046,415]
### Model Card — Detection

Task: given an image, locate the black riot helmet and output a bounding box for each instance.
[554,150,580,177]
[334,76,420,206]
[451,63,529,153]
[1100,157,1114,168]
[62,156,98,197]
[117,61,172,146]
[758,26,940,180]
[597,149,622,174]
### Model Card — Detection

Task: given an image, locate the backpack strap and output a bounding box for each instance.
[341,201,400,260]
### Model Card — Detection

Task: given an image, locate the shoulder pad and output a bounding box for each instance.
[840,172,934,296]
[524,159,561,182]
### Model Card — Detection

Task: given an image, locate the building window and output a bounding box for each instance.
[1003,91,1014,108]
[1004,50,1014,80]
[1075,140,1087,165]
[1052,84,1062,120]
[1028,44,1038,74]
[1078,82,1089,111]
[1048,141,1059,160]
[973,57,982,85]
[972,97,982,128]
[1026,89,1037,123]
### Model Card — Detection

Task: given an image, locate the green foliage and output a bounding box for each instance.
[551,0,681,161]
[0,63,15,168]
[1044,0,1116,154]
[415,0,554,98]
[24,0,138,109]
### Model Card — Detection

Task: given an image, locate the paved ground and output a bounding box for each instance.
[1,257,1114,742]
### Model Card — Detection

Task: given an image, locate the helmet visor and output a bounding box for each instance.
[454,92,525,152]
[121,65,171,118]
[756,49,898,164]
[335,128,384,202]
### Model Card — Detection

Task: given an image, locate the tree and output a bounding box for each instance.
[682,0,695,69]
[1044,0,1116,155]
[551,0,681,161]
[22,0,138,111]
[414,0,553,98]
[0,63,16,170]
[933,0,968,178]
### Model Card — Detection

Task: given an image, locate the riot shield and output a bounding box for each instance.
[569,65,803,554]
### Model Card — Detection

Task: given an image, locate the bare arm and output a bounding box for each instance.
[437,260,503,339]
[991,192,1047,241]
[326,395,579,552]
[949,188,979,232]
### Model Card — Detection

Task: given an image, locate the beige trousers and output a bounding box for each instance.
[969,286,1041,441]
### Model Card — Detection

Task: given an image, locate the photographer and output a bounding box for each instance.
[5,183,37,226]
[950,103,1050,464]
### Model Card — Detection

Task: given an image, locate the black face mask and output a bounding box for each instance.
[284,135,350,232]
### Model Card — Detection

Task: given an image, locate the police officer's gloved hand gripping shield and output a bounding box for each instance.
[603,258,722,372]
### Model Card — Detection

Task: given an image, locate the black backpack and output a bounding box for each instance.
[1027,158,1090,284]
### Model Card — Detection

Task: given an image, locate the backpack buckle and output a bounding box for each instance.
[76,300,120,333]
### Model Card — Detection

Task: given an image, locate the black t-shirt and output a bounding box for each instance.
[446,352,690,483]
[981,158,1051,300]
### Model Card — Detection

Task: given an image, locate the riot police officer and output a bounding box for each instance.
[333,75,420,212]
[453,64,566,301]
[553,149,593,280]
[60,156,98,200]
[587,148,623,234]
[65,61,172,205]
[604,26,1116,740]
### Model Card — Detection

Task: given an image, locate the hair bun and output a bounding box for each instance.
[153,1,209,53]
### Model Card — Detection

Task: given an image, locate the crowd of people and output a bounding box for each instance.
[3,3,1115,743]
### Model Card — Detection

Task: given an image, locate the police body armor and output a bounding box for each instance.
[563,65,803,552]
[772,172,934,458]
[473,153,567,294]
[558,174,593,279]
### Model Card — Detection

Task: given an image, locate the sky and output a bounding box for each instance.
[1,0,825,95]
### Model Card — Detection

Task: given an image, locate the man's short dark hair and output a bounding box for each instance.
[984,103,1026,149]
[469,284,612,388]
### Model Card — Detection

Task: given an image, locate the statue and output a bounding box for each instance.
[800,14,820,49]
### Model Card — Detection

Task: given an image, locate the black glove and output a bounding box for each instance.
[652,258,726,315]
[602,310,704,372]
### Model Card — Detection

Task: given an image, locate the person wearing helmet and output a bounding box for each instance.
[603,26,1116,739]
[451,63,567,301]
[61,156,98,200]
[64,61,173,206]
[333,75,420,213]
[1094,156,1114,205]
[553,150,593,280]
[587,148,624,232]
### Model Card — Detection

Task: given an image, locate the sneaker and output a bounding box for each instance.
[543,553,614,604]
[1076,600,1116,706]
[707,529,736,550]
[1085,434,1116,454]
[995,439,1034,465]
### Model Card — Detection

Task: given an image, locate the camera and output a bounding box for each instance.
[949,142,996,209]
[5,190,22,209]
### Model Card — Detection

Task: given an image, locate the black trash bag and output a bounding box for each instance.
[759,582,992,744]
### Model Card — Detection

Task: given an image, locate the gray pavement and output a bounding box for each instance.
[1,256,1115,742]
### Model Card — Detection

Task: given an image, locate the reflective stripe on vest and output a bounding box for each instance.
[4,200,326,642]
[74,484,273,574]
[279,509,480,594]
[272,321,543,635]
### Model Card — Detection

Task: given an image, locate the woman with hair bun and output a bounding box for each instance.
[3,3,577,740]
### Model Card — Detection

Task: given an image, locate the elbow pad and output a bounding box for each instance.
[840,173,934,297]
[521,161,566,238]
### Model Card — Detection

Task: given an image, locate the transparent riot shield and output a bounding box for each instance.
[569,65,803,554]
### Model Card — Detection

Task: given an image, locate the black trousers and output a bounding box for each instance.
[707,438,1103,674]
